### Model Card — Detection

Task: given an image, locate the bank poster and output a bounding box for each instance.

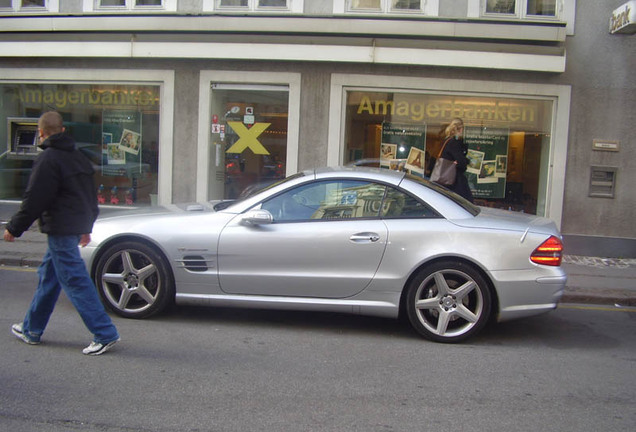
[464,127,509,199]
[102,110,142,175]
[381,123,426,176]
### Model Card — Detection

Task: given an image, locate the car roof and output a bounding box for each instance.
[313,166,406,186]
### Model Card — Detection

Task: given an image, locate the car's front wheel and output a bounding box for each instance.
[94,241,174,319]
[406,261,492,343]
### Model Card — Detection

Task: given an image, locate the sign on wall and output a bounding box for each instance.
[610,1,636,34]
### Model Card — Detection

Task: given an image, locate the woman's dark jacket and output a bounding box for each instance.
[6,132,99,237]
[441,136,474,203]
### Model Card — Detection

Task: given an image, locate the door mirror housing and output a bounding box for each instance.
[242,209,274,225]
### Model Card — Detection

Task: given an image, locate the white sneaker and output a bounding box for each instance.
[11,323,40,345]
[82,338,120,356]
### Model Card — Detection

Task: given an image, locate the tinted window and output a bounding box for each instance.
[404,173,481,216]
[381,186,439,218]
[262,180,386,222]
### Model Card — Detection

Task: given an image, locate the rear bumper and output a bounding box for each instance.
[490,267,567,322]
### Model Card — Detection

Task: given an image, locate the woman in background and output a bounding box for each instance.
[441,118,474,203]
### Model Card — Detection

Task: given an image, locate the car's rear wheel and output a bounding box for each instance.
[94,241,174,319]
[406,261,491,343]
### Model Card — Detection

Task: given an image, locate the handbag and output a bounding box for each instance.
[429,138,457,186]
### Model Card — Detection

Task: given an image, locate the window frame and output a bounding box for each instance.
[479,0,562,21]
[83,0,176,12]
[0,0,58,13]
[327,73,572,229]
[202,0,303,13]
[259,178,439,223]
[196,70,301,203]
[333,0,439,16]
[0,68,175,205]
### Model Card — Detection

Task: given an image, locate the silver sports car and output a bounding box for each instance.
[81,167,567,343]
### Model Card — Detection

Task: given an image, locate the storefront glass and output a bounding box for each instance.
[343,90,554,215]
[208,85,289,200]
[0,83,160,205]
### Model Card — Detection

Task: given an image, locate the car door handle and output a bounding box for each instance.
[350,233,380,243]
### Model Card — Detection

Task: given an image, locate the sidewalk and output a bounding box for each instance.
[1,223,635,307]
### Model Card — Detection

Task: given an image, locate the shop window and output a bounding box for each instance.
[208,85,289,200]
[0,83,161,206]
[343,91,554,215]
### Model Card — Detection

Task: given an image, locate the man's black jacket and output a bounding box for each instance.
[6,132,99,237]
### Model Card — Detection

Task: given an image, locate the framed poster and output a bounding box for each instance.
[102,110,142,176]
[464,127,509,199]
[381,123,426,176]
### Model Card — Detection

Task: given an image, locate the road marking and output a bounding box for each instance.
[559,303,636,313]
[0,265,37,273]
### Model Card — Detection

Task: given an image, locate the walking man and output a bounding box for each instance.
[4,111,120,355]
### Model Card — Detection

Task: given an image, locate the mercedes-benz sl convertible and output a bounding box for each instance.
[81,167,567,343]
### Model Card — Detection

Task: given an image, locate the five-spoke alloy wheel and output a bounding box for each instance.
[94,241,174,318]
[406,261,492,343]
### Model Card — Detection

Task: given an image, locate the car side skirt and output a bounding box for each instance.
[175,293,400,319]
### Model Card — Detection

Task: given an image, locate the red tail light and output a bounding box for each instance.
[530,236,563,266]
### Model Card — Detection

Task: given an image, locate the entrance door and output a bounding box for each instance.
[208,84,289,200]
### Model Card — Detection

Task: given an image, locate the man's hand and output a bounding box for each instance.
[79,234,91,247]
[3,229,15,242]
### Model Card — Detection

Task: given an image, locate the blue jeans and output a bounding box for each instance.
[21,235,119,344]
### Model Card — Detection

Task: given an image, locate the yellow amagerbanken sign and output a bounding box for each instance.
[610,1,636,34]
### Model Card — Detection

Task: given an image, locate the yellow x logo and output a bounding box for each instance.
[226,121,271,155]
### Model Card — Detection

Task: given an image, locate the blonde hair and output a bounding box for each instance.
[444,118,464,138]
[38,111,64,137]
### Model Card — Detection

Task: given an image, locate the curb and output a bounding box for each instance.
[0,257,42,268]
[560,291,636,307]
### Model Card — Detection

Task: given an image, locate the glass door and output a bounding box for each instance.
[208,84,289,200]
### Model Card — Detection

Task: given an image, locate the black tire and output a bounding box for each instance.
[406,260,492,343]
[94,241,174,319]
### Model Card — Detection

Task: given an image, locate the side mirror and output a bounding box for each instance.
[241,209,274,226]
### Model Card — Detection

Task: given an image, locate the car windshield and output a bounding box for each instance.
[404,173,481,216]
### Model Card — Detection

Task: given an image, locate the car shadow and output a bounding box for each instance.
[153,304,415,340]
[135,304,623,349]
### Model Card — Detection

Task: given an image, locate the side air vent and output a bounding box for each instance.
[178,255,209,272]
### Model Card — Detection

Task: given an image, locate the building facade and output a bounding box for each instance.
[0,0,634,257]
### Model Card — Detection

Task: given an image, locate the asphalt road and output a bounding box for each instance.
[1,267,635,432]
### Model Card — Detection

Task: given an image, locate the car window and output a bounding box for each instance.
[261,180,387,222]
[404,173,481,216]
[381,186,439,219]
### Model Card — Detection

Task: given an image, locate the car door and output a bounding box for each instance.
[217,179,389,298]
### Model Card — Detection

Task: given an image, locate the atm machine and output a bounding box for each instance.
[7,117,40,160]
